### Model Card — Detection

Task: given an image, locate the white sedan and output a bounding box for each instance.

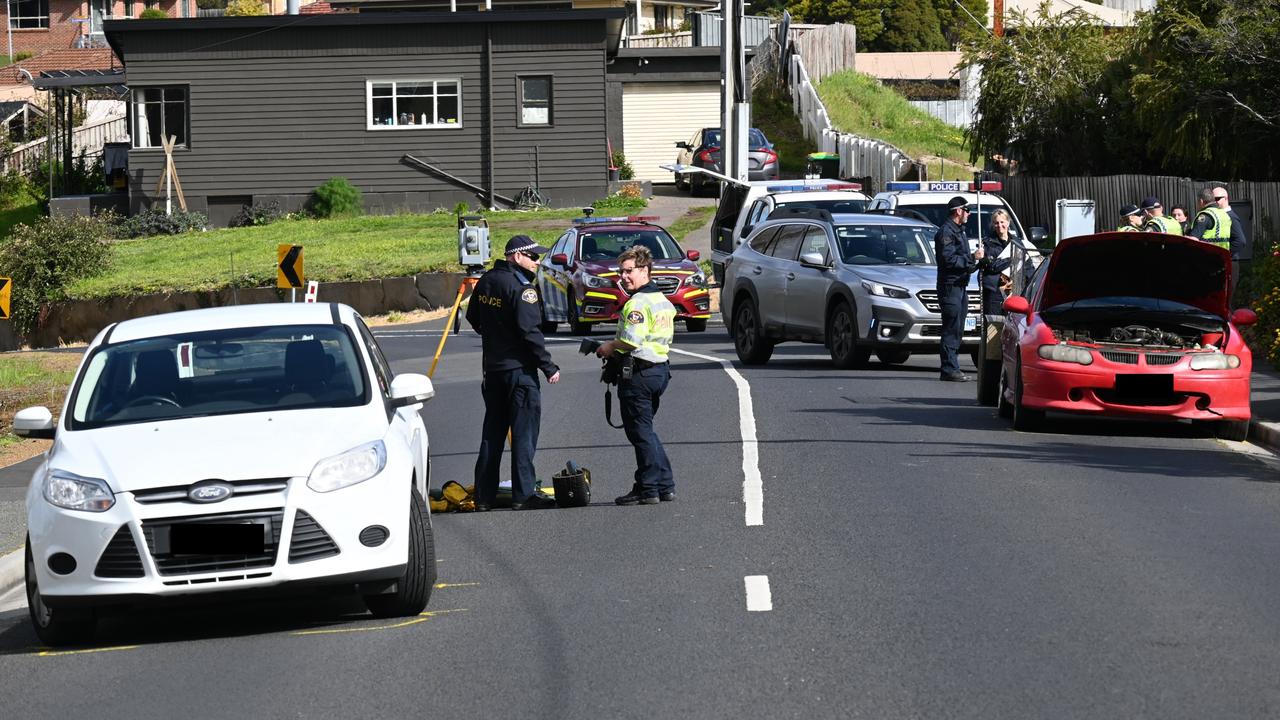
[15,302,437,645]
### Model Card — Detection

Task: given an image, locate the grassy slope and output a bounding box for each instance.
[68,209,585,298]
[0,187,44,239]
[815,70,975,179]
[753,82,814,176]
[0,351,81,442]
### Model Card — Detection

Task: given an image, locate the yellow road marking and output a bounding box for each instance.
[291,608,468,636]
[434,582,480,589]
[35,644,140,657]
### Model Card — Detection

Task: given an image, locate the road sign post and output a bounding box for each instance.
[277,244,304,300]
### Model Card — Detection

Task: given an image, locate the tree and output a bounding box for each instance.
[960,2,1116,174]
[1124,0,1280,178]
[787,0,892,48]
[934,0,989,48]
[876,0,948,51]
[225,0,266,16]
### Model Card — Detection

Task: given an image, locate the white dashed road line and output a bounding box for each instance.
[744,575,772,611]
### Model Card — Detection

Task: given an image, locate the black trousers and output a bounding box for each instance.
[474,367,541,505]
[618,363,673,498]
[937,282,967,376]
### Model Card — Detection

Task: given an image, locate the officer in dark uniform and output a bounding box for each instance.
[465,235,561,511]
[934,196,983,382]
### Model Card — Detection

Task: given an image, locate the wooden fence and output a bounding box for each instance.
[997,174,1280,249]
[1,116,127,176]
[792,23,856,85]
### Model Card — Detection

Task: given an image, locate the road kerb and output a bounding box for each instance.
[0,547,23,605]
[1249,419,1280,455]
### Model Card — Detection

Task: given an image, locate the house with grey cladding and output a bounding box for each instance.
[103,10,625,225]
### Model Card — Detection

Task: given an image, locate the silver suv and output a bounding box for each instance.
[722,210,980,367]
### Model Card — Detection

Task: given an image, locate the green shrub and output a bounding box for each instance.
[610,150,634,181]
[116,208,207,238]
[13,51,33,62]
[139,7,167,18]
[308,177,363,218]
[592,184,647,214]
[225,0,266,16]
[0,171,33,210]
[230,200,283,228]
[0,213,115,336]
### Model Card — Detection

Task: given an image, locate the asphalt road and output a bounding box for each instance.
[2,317,1280,719]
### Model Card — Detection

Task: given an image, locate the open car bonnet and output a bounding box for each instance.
[1039,232,1231,318]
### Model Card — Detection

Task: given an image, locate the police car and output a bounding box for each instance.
[536,216,711,333]
[869,180,1045,253]
[709,179,870,284]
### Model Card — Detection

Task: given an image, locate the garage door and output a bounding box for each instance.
[622,82,721,183]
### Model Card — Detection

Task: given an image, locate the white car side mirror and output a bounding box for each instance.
[389,374,435,408]
[14,406,55,439]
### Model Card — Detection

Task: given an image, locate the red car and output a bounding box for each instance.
[535,216,712,333]
[997,231,1256,439]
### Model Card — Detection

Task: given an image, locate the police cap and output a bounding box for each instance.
[1139,196,1161,210]
[504,235,550,255]
[1119,204,1142,218]
[946,196,969,211]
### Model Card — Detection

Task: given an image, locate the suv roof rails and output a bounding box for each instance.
[765,207,833,223]
[862,208,935,225]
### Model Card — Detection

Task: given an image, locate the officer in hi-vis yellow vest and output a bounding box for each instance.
[1140,196,1182,235]
[594,245,677,506]
[1189,187,1233,251]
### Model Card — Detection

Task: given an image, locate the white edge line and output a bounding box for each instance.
[744,575,772,611]
[668,347,763,527]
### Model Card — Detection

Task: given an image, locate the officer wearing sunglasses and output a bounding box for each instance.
[465,235,561,511]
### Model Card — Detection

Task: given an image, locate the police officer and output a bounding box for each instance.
[1189,186,1244,305]
[1140,196,1182,235]
[1117,204,1143,231]
[594,245,677,505]
[465,235,561,511]
[935,196,983,382]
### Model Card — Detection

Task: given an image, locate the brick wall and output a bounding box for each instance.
[1,1,184,58]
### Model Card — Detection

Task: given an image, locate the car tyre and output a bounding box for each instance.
[1011,360,1045,431]
[829,303,871,369]
[26,539,96,646]
[1215,419,1250,442]
[568,301,592,336]
[364,487,436,618]
[685,318,708,333]
[875,349,911,365]
[733,297,774,365]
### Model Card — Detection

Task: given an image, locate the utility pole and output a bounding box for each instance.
[720,0,749,185]
[994,0,1004,37]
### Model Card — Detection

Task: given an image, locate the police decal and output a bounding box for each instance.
[627,310,645,325]
[521,288,539,304]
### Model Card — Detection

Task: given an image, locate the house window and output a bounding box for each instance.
[8,0,49,29]
[518,76,552,126]
[367,79,461,129]
[132,87,187,149]
[654,5,671,32]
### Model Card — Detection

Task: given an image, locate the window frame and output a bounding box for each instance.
[365,78,463,131]
[516,74,553,128]
[130,85,190,151]
[8,0,49,29]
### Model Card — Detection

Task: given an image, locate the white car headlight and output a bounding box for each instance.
[860,280,910,299]
[307,440,387,493]
[688,272,708,288]
[1190,353,1241,370]
[583,274,613,289]
[1038,343,1094,366]
[44,470,115,512]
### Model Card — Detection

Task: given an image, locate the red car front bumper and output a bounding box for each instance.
[1020,359,1252,422]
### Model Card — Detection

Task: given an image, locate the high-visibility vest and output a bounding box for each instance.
[1145,215,1182,235]
[1116,224,1139,232]
[616,289,676,363]
[1195,206,1232,249]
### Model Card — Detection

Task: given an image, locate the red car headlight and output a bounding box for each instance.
[1037,343,1093,366]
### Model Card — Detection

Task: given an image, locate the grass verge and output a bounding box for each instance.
[816,70,975,179]
[0,351,82,462]
[68,208,588,298]
[667,206,716,247]
[753,81,813,176]
[0,186,45,239]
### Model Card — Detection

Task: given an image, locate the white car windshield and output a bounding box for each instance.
[903,202,1024,239]
[579,230,683,261]
[69,325,369,429]
[836,225,936,265]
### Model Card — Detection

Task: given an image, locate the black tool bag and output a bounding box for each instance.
[552,461,591,508]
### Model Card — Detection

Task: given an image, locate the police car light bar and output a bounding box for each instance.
[572,215,661,225]
[884,181,1004,192]
[765,181,863,192]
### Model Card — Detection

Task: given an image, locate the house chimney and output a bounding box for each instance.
[288,0,300,14]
